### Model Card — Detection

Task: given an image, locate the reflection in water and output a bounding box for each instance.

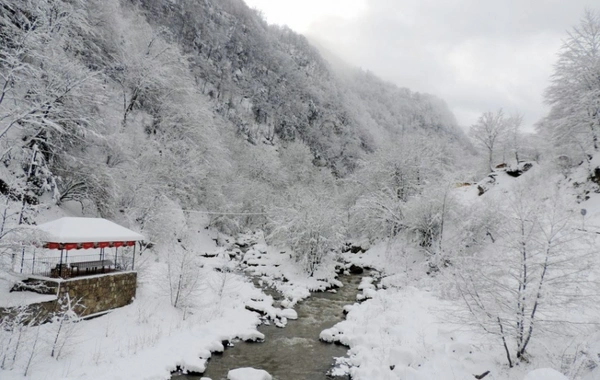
[173,273,364,380]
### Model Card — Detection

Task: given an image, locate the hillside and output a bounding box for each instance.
[134,0,469,173]
[0,0,470,237]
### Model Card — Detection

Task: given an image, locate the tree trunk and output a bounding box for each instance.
[519,245,550,358]
[498,317,513,368]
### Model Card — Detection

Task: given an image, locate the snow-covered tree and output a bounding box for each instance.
[346,132,455,241]
[542,10,600,159]
[456,178,597,367]
[268,188,345,276]
[469,109,510,172]
[50,294,83,360]
[506,113,524,165]
[141,198,203,313]
[402,183,456,259]
[0,0,102,144]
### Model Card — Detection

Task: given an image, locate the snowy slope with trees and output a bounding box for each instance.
[334,160,600,380]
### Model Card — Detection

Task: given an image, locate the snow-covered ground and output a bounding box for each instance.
[331,244,503,380]
[324,285,496,379]
[325,161,600,380]
[333,243,597,380]
[0,223,340,380]
[1,247,264,379]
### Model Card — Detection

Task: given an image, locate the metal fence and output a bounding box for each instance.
[17,248,135,278]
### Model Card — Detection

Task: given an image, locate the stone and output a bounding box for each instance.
[349,245,365,254]
[349,265,363,274]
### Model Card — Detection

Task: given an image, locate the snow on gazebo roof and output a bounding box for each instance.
[37,217,145,244]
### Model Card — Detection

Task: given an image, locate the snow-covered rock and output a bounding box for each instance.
[319,327,338,342]
[238,329,265,342]
[362,288,377,299]
[279,308,298,320]
[227,367,272,380]
[358,277,375,290]
[523,368,568,380]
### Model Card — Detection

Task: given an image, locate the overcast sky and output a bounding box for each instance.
[244,0,598,130]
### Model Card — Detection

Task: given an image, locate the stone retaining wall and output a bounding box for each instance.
[2,272,137,323]
[58,272,137,316]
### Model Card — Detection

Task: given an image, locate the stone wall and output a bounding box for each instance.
[57,272,137,316]
[2,272,137,323]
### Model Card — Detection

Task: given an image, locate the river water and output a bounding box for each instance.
[173,273,364,380]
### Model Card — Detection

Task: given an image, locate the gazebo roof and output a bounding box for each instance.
[37,217,145,244]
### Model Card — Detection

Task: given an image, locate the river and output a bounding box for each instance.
[172,272,365,380]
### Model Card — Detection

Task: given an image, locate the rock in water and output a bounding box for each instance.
[349,264,364,274]
[227,367,272,380]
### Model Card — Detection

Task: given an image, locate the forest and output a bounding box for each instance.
[0,1,600,379]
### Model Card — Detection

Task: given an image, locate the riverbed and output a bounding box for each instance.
[172,272,365,380]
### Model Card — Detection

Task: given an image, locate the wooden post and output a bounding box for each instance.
[20,247,25,273]
[59,249,64,278]
[132,244,136,270]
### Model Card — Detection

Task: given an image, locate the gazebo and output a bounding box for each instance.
[28,217,145,278]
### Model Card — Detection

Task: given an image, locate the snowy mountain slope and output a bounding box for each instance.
[133,0,470,175]
[0,0,472,251]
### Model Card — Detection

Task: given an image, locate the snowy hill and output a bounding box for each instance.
[334,159,600,380]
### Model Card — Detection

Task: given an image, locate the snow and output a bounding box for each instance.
[278,308,297,320]
[0,286,56,307]
[1,288,265,379]
[36,217,145,243]
[0,271,269,379]
[524,368,568,380]
[227,367,272,380]
[329,161,600,380]
[568,154,600,227]
[323,281,502,380]
[0,227,274,380]
[357,276,374,290]
[239,233,342,306]
[0,290,56,307]
[0,272,57,307]
[452,162,540,204]
[1,223,346,380]
[237,329,265,342]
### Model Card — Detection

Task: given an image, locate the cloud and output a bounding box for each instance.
[306,0,599,130]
